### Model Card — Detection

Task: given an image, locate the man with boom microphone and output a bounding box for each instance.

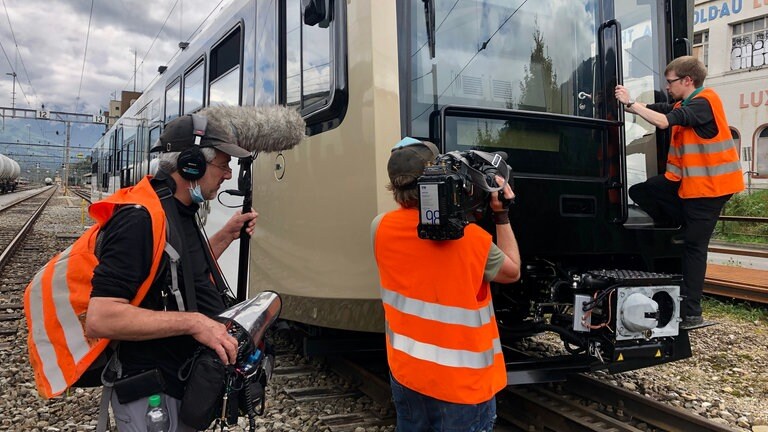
[84,105,305,431]
[372,138,521,431]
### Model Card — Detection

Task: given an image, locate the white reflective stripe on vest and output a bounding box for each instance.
[27,247,70,394]
[679,160,742,178]
[51,249,91,363]
[671,139,736,158]
[666,163,682,177]
[386,323,501,369]
[380,287,493,327]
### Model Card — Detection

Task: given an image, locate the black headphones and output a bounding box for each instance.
[177,114,208,181]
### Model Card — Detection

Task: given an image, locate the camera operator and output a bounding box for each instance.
[371,137,521,431]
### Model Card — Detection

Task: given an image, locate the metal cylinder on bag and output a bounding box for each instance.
[217,291,282,364]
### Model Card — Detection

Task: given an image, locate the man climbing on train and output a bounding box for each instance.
[615,55,744,330]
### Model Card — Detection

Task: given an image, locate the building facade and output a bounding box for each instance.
[694,0,768,191]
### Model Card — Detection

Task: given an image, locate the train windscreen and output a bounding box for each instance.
[402,0,667,189]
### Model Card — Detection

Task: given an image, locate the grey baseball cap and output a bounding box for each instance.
[387,137,439,186]
[155,114,251,158]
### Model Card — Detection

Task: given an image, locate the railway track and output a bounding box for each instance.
[311,348,740,432]
[68,186,92,203]
[498,373,737,432]
[0,186,57,272]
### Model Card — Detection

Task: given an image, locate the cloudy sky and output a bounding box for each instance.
[0,0,232,171]
[0,0,232,114]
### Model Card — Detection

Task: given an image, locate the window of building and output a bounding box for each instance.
[757,127,768,177]
[184,60,205,114]
[731,16,768,70]
[209,26,242,106]
[693,30,709,68]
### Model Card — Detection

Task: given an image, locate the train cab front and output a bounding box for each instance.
[496,266,693,385]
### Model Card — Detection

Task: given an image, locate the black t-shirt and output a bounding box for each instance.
[647,97,718,139]
[90,176,228,398]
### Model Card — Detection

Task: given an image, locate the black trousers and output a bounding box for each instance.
[629,175,731,318]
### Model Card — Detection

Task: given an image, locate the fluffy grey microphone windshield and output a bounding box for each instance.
[200,105,306,153]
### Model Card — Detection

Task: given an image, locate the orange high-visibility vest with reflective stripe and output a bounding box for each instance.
[665,88,744,198]
[373,208,506,404]
[24,176,166,399]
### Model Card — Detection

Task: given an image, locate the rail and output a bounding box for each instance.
[560,374,737,432]
[715,214,768,243]
[704,243,768,304]
[69,187,92,203]
[0,187,57,272]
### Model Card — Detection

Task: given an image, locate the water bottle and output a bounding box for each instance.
[145,394,170,432]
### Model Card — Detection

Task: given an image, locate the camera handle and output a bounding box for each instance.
[445,150,511,193]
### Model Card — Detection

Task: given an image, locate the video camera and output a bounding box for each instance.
[417,150,513,240]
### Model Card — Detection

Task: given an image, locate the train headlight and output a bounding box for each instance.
[616,286,680,341]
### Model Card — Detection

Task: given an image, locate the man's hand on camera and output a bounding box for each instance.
[490,175,514,224]
[189,313,239,365]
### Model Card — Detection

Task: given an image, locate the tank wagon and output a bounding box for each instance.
[0,154,20,194]
[93,0,696,383]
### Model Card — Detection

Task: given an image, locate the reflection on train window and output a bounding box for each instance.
[406,0,601,137]
[184,60,205,114]
[210,71,240,106]
[210,26,241,106]
[616,1,665,190]
[148,126,160,152]
[284,0,331,111]
[255,1,277,105]
[445,116,603,178]
[165,78,181,121]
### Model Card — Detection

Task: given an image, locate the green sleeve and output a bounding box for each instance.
[483,243,505,282]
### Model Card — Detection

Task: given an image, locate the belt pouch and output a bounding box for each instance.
[113,369,166,404]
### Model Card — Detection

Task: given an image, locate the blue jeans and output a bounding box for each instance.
[390,374,496,432]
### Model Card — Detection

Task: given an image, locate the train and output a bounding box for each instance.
[0,153,20,194]
[91,0,696,383]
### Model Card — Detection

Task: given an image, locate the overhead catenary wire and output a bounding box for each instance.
[74,0,95,113]
[121,0,228,95]
[1,0,39,110]
[120,0,181,92]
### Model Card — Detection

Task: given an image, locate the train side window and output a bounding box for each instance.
[184,60,205,114]
[210,26,242,106]
[148,126,161,175]
[123,138,136,187]
[165,77,181,121]
[114,128,122,174]
[284,0,331,111]
[148,126,160,152]
[279,0,347,134]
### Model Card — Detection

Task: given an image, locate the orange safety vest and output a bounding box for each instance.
[373,208,506,404]
[665,88,745,198]
[24,176,167,399]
